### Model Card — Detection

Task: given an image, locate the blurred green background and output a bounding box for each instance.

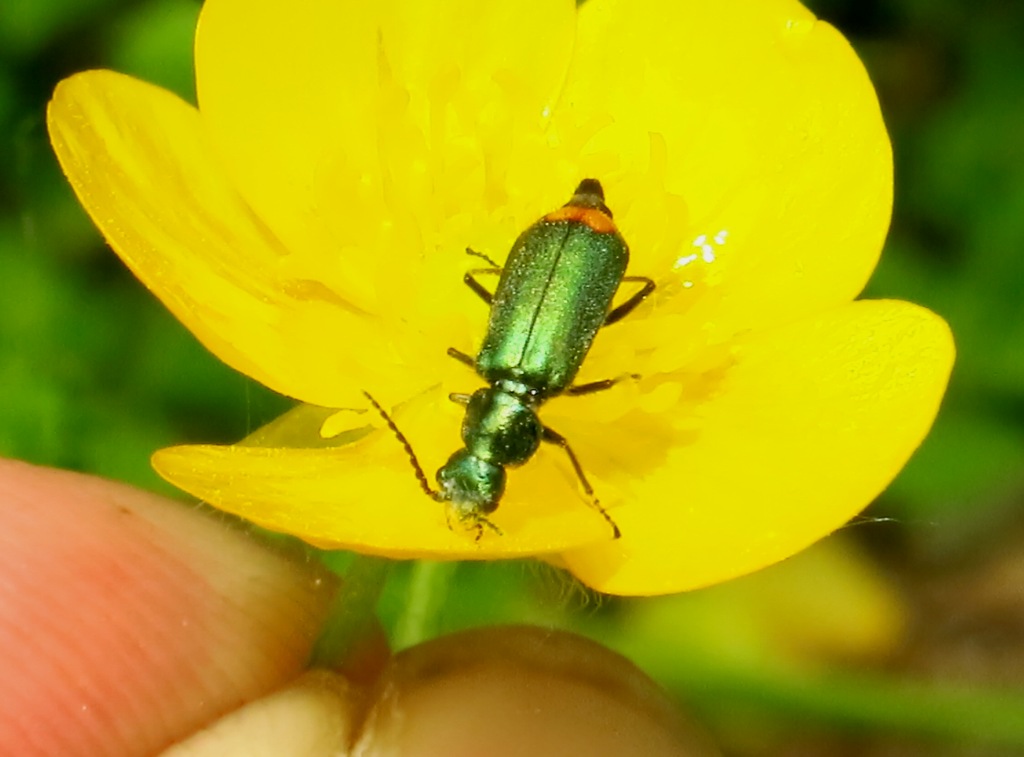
[2,1,1023,754]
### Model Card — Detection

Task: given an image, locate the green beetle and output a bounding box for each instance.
[368,179,653,538]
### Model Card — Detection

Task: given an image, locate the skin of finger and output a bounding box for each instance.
[161,626,717,757]
[356,625,719,757]
[0,459,337,757]
[160,670,360,757]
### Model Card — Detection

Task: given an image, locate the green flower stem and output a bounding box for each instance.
[241,406,458,663]
[613,635,1024,748]
[392,560,459,651]
[309,554,393,668]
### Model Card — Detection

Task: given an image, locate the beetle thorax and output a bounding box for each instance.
[461,387,542,466]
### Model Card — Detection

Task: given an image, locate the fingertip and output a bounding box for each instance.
[358,625,719,757]
[0,459,336,755]
[161,671,359,757]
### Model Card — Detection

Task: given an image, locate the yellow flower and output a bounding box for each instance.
[48,0,954,596]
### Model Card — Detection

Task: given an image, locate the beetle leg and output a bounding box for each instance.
[446,347,476,369]
[463,268,500,305]
[565,373,641,396]
[465,247,503,268]
[540,426,594,497]
[473,514,503,540]
[445,507,503,540]
[604,275,656,326]
[462,247,503,305]
[540,425,621,539]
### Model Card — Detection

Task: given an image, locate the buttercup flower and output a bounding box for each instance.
[48,0,954,595]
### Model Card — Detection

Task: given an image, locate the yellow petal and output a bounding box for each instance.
[153,389,614,558]
[194,0,577,305]
[558,300,954,595]
[47,70,436,409]
[554,0,892,342]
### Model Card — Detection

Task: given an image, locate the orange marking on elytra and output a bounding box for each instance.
[544,206,617,234]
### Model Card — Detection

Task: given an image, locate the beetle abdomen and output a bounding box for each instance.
[476,216,628,396]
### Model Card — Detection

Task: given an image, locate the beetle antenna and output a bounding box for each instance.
[363,391,437,498]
